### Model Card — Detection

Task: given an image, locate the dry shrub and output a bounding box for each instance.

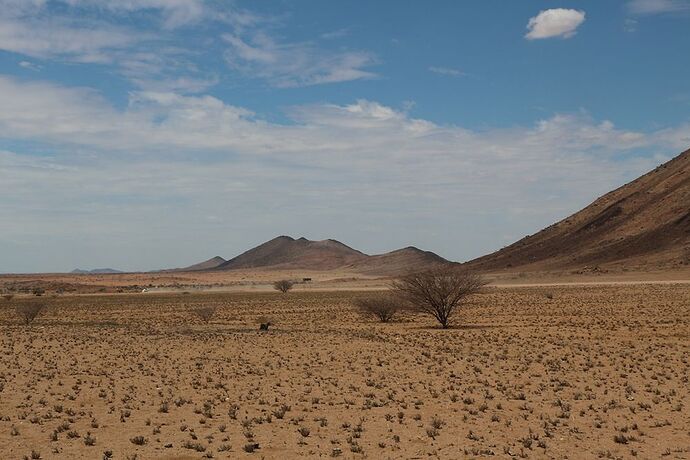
[2,294,14,301]
[273,280,295,293]
[354,295,399,323]
[193,306,216,323]
[16,302,45,325]
[391,267,485,328]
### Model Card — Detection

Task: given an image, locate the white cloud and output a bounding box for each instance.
[0,2,223,93]
[525,9,586,40]
[0,1,363,91]
[429,66,465,77]
[60,0,207,28]
[0,75,671,159]
[624,18,639,32]
[223,33,377,87]
[321,28,350,40]
[0,16,137,62]
[628,0,690,14]
[19,60,42,71]
[1,74,686,271]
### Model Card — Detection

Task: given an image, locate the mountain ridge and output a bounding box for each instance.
[176,235,456,275]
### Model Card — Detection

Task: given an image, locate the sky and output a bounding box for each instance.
[0,0,689,273]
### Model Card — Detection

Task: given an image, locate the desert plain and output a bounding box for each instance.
[1,275,689,459]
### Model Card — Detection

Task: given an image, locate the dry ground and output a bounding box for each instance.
[1,285,689,459]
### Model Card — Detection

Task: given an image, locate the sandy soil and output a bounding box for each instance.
[0,270,387,295]
[2,266,689,296]
[1,284,689,459]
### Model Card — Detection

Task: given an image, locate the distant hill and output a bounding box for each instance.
[466,147,690,272]
[345,247,450,276]
[170,236,453,275]
[71,268,123,274]
[216,236,368,271]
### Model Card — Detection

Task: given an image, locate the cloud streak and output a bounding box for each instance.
[223,33,377,87]
[628,0,690,14]
[429,66,465,77]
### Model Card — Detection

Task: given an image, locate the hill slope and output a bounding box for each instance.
[179,256,227,271]
[468,148,690,271]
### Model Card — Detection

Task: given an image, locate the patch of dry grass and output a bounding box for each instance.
[0,285,688,458]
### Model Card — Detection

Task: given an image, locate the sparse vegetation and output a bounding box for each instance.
[193,306,216,323]
[130,436,147,445]
[354,294,399,322]
[273,280,295,293]
[391,267,485,328]
[0,284,686,458]
[15,302,45,325]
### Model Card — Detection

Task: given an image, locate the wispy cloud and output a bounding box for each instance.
[429,66,465,77]
[1,74,685,270]
[624,18,639,32]
[525,9,586,40]
[223,33,378,87]
[0,1,371,91]
[628,0,690,14]
[18,60,42,71]
[60,0,208,28]
[0,15,137,62]
[321,28,350,40]
[0,0,229,93]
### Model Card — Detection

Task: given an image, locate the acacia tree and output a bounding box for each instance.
[16,302,45,325]
[391,267,485,328]
[273,280,295,293]
[354,295,399,323]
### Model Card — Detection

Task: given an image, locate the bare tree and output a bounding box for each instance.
[193,306,216,323]
[16,302,45,325]
[273,280,295,293]
[391,267,485,328]
[354,295,399,323]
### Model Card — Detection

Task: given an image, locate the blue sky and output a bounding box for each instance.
[0,0,689,272]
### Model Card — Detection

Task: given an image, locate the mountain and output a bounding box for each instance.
[467,147,690,272]
[71,268,123,274]
[345,247,451,276]
[177,256,227,271]
[178,235,453,275]
[216,236,368,271]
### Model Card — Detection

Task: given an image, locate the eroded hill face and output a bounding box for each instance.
[468,148,690,272]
